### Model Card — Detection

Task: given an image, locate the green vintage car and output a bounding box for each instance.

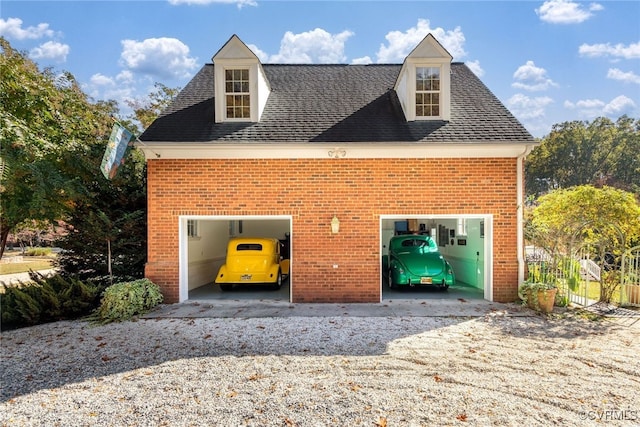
[387,234,455,290]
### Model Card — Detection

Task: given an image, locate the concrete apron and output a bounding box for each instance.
[143,299,533,319]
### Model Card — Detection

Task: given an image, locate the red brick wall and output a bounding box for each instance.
[145,158,520,303]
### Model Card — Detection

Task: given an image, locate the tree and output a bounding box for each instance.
[528,185,640,251]
[55,146,147,285]
[126,82,180,131]
[525,116,640,197]
[0,37,115,258]
[55,84,178,285]
[526,185,640,302]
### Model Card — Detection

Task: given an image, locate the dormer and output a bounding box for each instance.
[394,33,452,122]
[213,35,271,123]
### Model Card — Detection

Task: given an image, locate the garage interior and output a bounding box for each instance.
[185,215,488,302]
[186,217,292,302]
[380,217,487,301]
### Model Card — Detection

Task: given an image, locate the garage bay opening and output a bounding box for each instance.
[182,216,292,302]
[381,216,490,301]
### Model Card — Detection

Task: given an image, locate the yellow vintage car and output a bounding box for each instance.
[215,237,290,291]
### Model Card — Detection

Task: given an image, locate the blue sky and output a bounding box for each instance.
[2,0,639,138]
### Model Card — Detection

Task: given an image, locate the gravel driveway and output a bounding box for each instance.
[1,310,639,426]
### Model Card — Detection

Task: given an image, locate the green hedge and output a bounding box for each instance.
[1,273,103,330]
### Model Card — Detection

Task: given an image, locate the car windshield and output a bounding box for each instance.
[393,237,438,253]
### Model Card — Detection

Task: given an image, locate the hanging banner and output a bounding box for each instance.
[100,123,133,179]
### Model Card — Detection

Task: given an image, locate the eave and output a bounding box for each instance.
[136,141,540,160]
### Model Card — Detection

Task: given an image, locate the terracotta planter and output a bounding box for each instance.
[525,288,558,313]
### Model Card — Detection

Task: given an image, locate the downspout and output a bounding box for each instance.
[517,145,535,286]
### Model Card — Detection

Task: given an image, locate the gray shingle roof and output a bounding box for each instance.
[140,63,534,143]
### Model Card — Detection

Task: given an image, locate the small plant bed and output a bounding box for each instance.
[89,279,163,325]
[0,273,104,330]
[518,281,558,313]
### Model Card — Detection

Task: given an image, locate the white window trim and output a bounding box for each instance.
[214,59,259,123]
[457,218,468,237]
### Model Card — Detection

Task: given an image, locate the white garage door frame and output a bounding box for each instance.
[178,215,293,303]
[379,214,494,302]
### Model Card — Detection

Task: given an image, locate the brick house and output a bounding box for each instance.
[139,34,536,304]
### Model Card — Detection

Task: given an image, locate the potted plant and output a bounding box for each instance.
[518,281,558,313]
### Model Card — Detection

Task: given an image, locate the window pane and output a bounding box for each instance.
[225,69,250,119]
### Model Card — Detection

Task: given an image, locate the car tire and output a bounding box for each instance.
[272,270,283,290]
[440,282,449,291]
[388,270,396,289]
[220,284,233,291]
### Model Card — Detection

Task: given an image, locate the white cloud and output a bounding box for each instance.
[168,0,257,8]
[603,95,636,115]
[375,19,466,63]
[507,93,554,119]
[536,0,602,24]
[512,60,558,91]
[247,44,269,63]
[29,41,70,62]
[564,98,604,109]
[116,70,135,85]
[351,56,373,65]
[564,95,637,117]
[579,41,640,60]
[263,28,354,64]
[120,37,198,79]
[607,68,640,85]
[465,60,484,77]
[0,17,54,40]
[90,73,115,86]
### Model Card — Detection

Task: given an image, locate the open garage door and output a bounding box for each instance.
[380,215,492,301]
[178,215,292,302]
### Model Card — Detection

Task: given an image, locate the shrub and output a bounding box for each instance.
[25,248,52,257]
[0,274,102,330]
[90,279,163,324]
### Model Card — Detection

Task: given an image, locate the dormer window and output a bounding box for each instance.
[394,34,452,122]
[213,35,271,124]
[225,69,250,119]
[416,66,440,117]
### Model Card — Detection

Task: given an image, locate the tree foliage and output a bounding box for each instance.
[0,38,156,285]
[526,116,640,197]
[527,185,640,254]
[0,37,114,258]
[126,82,180,131]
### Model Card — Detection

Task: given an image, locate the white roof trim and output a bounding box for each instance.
[137,142,538,160]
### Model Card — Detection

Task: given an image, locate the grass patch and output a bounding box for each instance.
[0,260,53,275]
